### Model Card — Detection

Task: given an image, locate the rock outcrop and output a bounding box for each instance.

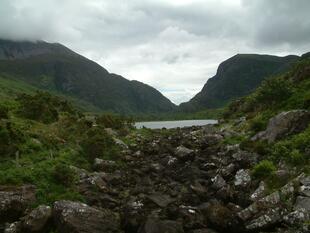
[252,110,310,142]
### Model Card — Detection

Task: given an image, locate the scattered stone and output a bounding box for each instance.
[21,205,52,232]
[113,138,128,149]
[93,158,117,172]
[250,181,266,201]
[4,222,21,233]
[0,185,36,223]
[53,200,120,233]
[284,208,310,226]
[203,134,223,146]
[234,169,251,187]
[147,193,174,208]
[295,196,310,211]
[175,145,194,161]
[245,208,281,230]
[211,175,226,190]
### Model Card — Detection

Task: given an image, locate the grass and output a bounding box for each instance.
[0,90,131,206]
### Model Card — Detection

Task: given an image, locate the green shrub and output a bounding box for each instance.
[254,77,293,107]
[53,164,76,186]
[248,115,267,133]
[252,160,276,179]
[16,92,77,124]
[288,149,305,165]
[240,139,270,155]
[0,121,25,156]
[81,127,114,161]
[96,114,133,130]
[0,104,9,119]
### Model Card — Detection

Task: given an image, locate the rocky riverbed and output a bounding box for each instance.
[1,111,310,233]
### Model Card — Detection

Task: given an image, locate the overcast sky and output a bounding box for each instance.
[0,0,310,104]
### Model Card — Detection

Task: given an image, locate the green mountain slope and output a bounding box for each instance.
[0,39,176,114]
[179,54,299,112]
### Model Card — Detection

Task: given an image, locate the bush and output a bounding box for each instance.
[240,139,270,155]
[16,92,77,124]
[53,164,76,186]
[0,121,24,156]
[252,160,276,179]
[0,104,9,119]
[254,77,293,107]
[81,127,114,161]
[96,114,133,130]
[288,149,305,165]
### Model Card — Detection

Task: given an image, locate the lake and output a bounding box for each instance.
[135,119,218,129]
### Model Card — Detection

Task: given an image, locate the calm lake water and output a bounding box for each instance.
[135,119,218,129]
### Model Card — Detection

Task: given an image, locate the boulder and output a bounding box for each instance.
[146,193,174,208]
[175,146,194,161]
[250,181,267,201]
[0,185,36,223]
[4,222,21,233]
[245,208,281,231]
[21,205,52,232]
[284,209,310,226]
[113,138,128,149]
[53,200,120,233]
[295,196,310,211]
[203,134,223,146]
[211,175,226,190]
[199,202,239,232]
[93,158,117,172]
[234,169,251,187]
[252,110,310,142]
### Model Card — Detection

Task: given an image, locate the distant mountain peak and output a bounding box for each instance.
[0,39,176,114]
[179,53,300,112]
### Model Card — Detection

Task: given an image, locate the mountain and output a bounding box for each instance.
[0,39,176,114]
[179,53,299,112]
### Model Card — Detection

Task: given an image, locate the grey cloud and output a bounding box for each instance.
[0,0,309,104]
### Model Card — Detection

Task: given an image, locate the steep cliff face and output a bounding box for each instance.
[179,54,299,111]
[0,39,176,114]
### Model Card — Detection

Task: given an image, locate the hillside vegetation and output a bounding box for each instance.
[0,91,133,205]
[223,56,310,176]
[0,39,176,114]
[180,53,299,112]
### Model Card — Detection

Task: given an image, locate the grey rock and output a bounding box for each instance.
[250,181,267,201]
[284,209,310,226]
[232,150,258,166]
[211,175,226,190]
[93,158,116,172]
[113,138,128,149]
[53,200,120,233]
[4,222,21,233]
[252,110,310,143]
[0,185,36,223]
[246,208,281,230]
[147,193,174,208]
[203,134,223,146]
[220,163,236,177]
[234,169,251,187]
[21,205,52,232]
[175,145,194,161]
[295,196,310,211]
